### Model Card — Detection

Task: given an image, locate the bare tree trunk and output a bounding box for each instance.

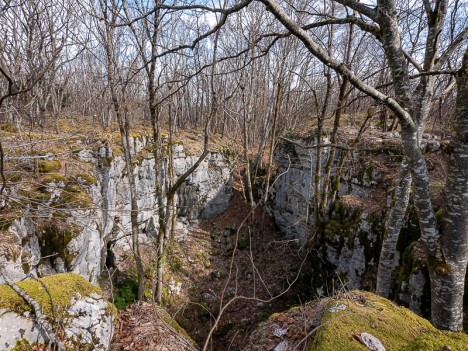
[320,19,354,216]
[320,77,347,217]
[376,159,411,297]
[152,106,167,304]
[100,1,145,300]
[263,80,282,201]
[118,109,146,301]
[241,56,256,210]
[432,47,468,331]
[314,5,334,227]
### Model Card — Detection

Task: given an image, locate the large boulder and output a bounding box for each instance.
[0,273,115,351]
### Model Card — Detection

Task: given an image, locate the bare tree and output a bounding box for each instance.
[93,0,146,300]
[256,0,467,330]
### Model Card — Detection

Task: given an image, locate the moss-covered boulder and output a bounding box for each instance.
[310,291,468,351]
[0,273,115,350]
[243,291,468,351]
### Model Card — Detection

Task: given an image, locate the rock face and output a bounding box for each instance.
[268,130,441,313]
[269,132,386,246]
[0,273,114,351]
[0,136,232,284]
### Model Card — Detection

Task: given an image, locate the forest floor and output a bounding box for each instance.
[110,175,311,351]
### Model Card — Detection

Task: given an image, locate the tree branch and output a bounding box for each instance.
[260,0,414,128]
[333,0,377,20]
[436,27,468,69]
[403,50,423,72]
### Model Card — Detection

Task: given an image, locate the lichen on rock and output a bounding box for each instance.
[0,134,232,285]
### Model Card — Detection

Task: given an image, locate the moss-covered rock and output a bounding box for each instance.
[309,291,468,351]
[0,273,115,351]
[245,291,468,351]
[0,273,100,318]
[75,172,97,185]
[311,199,383,294]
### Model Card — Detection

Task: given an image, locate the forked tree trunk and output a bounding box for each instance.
[432,47,468,331]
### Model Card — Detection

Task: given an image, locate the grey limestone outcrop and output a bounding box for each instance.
[0,136,232,285]
[268,130,440,314]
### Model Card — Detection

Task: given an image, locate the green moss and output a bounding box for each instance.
[441,141,454,154]
[99,156,113,168]
[61,187,92,208]
[288,305,301,312]
[6,172,22,183]
[194,250,212,267]
[403,330,468,350]
[324,219,342,239]
[396,245,415,292]
[25,187,52,203]
[0,123,16,133]
[42,174,67,184]
[435,209,445,223]
[11,338,34,351]
[308,291,468,351]
[75,173,97,185]
[220,147,234,160]
[38,160,61,173]
[269,312,281,320]
[0,273,101,318]
[65,184,81,193]
[333,179,341,192]
[0,216,16,231]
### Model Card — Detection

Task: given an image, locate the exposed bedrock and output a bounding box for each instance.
[0,136,232,284]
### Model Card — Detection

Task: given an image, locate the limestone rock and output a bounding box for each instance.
[0,136,232,284]
[268,132,442,314]
[357,332,386,351]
